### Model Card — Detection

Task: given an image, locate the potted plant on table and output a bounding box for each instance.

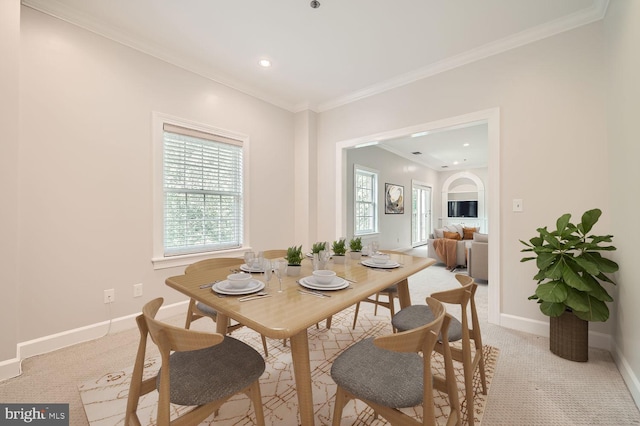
[349,237,363,260]
[520,208,618,362]
[285,245,304,276]
[311,241,327,255]
[332,238,347,264]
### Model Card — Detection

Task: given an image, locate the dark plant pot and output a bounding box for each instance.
[550,310,588,362]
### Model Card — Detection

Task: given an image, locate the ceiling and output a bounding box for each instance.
[24,0,607,114]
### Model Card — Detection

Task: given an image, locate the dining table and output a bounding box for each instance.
[165,251,436,426]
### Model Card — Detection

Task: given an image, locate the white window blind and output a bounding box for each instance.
[163,124,243,256]
[354,166,378,235]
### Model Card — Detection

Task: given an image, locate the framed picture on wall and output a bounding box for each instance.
[385,183,404,214]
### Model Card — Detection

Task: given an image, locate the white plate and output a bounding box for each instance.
[298,276,349,291]
[361,259,401,269]
[240,263,264,273]
[213,279,265,295]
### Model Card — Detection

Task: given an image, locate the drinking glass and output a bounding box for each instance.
[263,259,273,288]
[244,251,255,268]
[371,241,380,255]
[274,259,287,293]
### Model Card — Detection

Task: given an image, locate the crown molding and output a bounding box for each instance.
[23,0,609,114]
[316,0,610,112]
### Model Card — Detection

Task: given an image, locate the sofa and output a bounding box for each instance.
[427,224,480,269]
[468,232,488,281]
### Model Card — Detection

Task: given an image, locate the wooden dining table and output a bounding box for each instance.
[165,251,435,426]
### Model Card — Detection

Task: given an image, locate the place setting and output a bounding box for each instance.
[297,269,350,297]
[239,250,266,273]
[360,253,402,269]
[211,271,270,301]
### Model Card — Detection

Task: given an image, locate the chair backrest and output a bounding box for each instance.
[185,257,243,274]
[262,249,287,259]
[373,297,458,425]
[127,298,225,425]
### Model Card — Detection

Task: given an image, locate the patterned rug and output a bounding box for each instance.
[79,307,498,425]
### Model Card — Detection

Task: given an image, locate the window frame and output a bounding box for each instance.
[353,164,379,236]
[152,112,251,270]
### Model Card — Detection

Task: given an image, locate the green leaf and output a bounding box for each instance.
[556,213,571,233]
[561,265,591,291]
[583,274,613,302]
[536,252,556,271]
[564,288,590,312]
[543,258,564,280]
[580,208,602,234]
[573,296,609,322]
[540,301,566,317]
[535,281,568,303]
[573,255,600,276]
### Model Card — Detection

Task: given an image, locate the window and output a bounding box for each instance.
[354,165,378,235]
[153,113,249,268]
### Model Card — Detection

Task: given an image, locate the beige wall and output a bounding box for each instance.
[605,0,640,404]
[317,22,611,332]
[0,0,20,362]
[15,7,295,344]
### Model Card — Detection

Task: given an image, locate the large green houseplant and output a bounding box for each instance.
[520,208,618,361]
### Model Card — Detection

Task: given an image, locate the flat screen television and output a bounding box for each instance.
[448,200,478,218]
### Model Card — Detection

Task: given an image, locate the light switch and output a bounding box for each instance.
[513,199,523,212]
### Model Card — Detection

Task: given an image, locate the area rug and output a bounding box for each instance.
[79,307,499,425]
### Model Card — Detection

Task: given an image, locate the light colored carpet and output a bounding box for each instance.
[78,306,498,425]
[1,248,639,425]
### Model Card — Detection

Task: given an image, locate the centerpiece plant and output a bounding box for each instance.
[311,241,327,254]
[332,238,347,263]
[285,245,304,276]
[349,237,363,260]
[520,208,618,361]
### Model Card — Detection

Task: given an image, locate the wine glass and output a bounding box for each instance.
[263,259,273,288]
[274,259,287,293]
[244,251,255,269]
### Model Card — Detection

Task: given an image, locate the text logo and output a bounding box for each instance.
[0,404,68,425]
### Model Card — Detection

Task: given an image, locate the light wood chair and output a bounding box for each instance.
[352,279,404,332]
[184,257,270,357]
[261,249,287,260]
[331,297,461,426]
[125,298,266,426]
[392,274,487,426]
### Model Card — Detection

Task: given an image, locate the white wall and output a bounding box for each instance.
[605,0,640,405]
[317,22,612,336]
[346,146,439,250]
[13,8,295,348]
[0,0,20,363]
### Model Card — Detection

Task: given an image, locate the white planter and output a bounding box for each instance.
[350,252,362,260]
[333,255,346,264]
[287,265,301,276]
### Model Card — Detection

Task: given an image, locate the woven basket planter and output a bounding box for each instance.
[550,310,588,362]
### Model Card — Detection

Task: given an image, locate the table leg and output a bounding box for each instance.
[289,329,315,426]
[215,313,229,334]
[396,278,412,309]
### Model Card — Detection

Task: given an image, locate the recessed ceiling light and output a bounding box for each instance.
[411,131,429,138]
[463,143,470,147]
[453,161,459,165]
[354,141,379,148]
[259,59,272,68]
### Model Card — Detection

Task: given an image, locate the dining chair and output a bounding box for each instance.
[351,282,400,331]
[125,298,266,426]
[331,297,461,426]
[184,257,270,357]
[391,274,487,426]
[261,249,287,259]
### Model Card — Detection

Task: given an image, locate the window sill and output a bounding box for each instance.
[151,247,248,270]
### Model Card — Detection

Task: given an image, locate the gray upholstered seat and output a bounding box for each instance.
[331,337,425,408]
[392,304,463,341]
[157,336,265,406]
[195,301,217,317]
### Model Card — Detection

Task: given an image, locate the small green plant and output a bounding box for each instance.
[332,238,347,256]
[285,245,304,266]
[311,241,327,254]
[520,208,618,322]
[349,236,363,252]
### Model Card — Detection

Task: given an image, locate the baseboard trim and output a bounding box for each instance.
[0,300,188,382]
[612,344,640,409]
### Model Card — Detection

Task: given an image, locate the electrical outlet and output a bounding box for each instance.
[104,289,115,304]
[133,283,143,298]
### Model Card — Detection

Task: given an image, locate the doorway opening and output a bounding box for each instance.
[411,182,431,247]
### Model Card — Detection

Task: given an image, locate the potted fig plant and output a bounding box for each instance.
[285,245,304,276]
[332,238,347,264]
[520,208,618,361]
[349,236,363,260]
